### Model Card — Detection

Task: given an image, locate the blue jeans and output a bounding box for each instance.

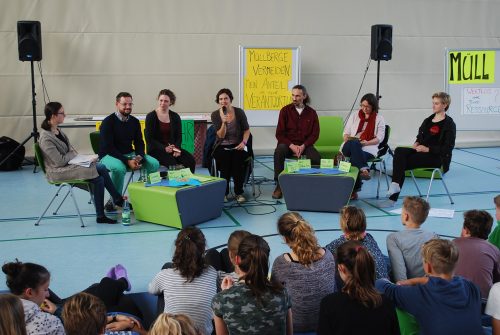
[342,140,374,190]
[88,163,122,217]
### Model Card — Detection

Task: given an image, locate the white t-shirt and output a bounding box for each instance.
[486,282,500,319]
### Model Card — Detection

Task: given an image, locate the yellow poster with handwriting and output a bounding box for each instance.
[244,48,293,110]
[448,50,495,84]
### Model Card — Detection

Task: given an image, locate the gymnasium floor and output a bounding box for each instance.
[1,147,499,301]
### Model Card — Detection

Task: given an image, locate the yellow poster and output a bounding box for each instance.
[244,48,293,110]
[448,50,495,84]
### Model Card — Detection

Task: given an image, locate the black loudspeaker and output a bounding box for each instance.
[17,21,42,61]
[371,24,392,61]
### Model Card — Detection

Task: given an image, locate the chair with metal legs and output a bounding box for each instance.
[408,167,454,204]
[34,143,91,228]
[368,125,392,199]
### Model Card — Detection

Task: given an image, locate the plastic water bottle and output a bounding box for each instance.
[122,200,131,226]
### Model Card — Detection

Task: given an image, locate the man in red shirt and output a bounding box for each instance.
[273,85,320,199]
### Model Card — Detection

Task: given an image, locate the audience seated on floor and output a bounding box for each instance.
[325,206,388,289]
[453,209,500,299]
[205,230,251,290]
[271,211,336,333]
[488,195,500,250]
[486,282,500,335]
[148,227,217,335]
[376,239,483,335]
[318,241,400,334]
[212,234,293,335]
[0,293,27,335]
[149,314,182,335]
[386,196,438,282]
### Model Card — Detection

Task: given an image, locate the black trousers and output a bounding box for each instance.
[273,143,321,180]
[213,144,249,195]
[389,147,441,201]
[150,148,196,173]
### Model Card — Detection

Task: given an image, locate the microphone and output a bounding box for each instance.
[222,106,227,115]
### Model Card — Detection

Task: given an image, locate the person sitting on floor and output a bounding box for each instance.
[318,241,400,335]
[148,227,217,335]
[0,293,27,335]
[386,196,438,282]
[488,194,500,249]
[485,282,500,335]
[376,238,483,335]
[325,206,388,288]
[271,211,336,333]
[453,209,500,299]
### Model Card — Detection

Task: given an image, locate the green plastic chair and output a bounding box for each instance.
[315,116,344,158]
[34,143,91,227]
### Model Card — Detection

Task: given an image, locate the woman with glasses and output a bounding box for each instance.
[341,93,386,200]
[39,101,125,224]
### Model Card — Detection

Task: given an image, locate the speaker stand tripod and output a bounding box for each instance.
[0,60,40,173]
[376,60,382,101]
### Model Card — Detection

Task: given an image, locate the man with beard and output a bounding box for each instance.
[272,85,321,199]
[99,92,159,209]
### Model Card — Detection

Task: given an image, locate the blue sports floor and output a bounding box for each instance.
[1,148,499,299]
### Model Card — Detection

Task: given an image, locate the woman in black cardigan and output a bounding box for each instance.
[145,89,196,173]
[385,91,456,206]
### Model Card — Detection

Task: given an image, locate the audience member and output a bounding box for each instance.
[272,84,321,199]
[145,89,196,173]
[0,293,27,335]
[148,314,182,335]
[376,239,483,335]
[205,230,251,290]
[271,211,336,333]
[485,282,500,335]
[2,260,141,335]
[210,88,251,203]
[325,206,388,285]
[148,227,217,335]
[341,93,386,200]
[171,313,200,335]
[318,241,400,335]
[212,234,293,335]
[99,92,159,209]
[62,292,107,335]
[384,92,456,207]
[488,195,500,249]
[39,101,124,224]
[386,196,438,281]
[453,210,500,298]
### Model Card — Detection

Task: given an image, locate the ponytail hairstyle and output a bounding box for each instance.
[339,206,367,241]
[0,294,27,335]
[277,212,322,265]
[41,102,63,131]
[237,235,282,301]
[172,227,207,282]
[336,240,382,308]
[2,260,50,295]
[227,230,251,263]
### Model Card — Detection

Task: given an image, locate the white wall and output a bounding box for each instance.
[1,0,500,155]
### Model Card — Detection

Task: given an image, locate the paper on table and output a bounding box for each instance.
[190,175,213,182]
[68,154,97,168]
[390,207,455,219]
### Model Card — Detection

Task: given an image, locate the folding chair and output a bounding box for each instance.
[34,143,91,227]
[408,167,454,204]
[368,125,392,199]
[89,131,134,196]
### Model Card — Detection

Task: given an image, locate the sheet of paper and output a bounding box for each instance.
[68,154,97,167]
[390,207,455,218]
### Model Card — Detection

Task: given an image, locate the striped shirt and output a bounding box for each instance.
[148,266,218,335]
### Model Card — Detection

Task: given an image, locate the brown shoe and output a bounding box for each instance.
[272,185,283,199]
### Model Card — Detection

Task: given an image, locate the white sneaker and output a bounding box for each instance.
[386,182,401,196]
[235,194,246,203]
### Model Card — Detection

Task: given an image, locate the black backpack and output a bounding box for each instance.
[0,136,25,171]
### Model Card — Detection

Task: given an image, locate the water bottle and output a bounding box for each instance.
[122,200,131,226]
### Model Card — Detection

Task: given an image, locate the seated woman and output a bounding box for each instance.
[317,241,399,334]
[325,206,388,288]
[271,212,336,333]
[212,234,293,335]
[145,89,196,173]
[341,93,385,200]
[2,260,143,335]
[0,294,27,335]
[385,92,456,207]
[39,102,124,224]
[211,88,251,203]
[148,227,217,335]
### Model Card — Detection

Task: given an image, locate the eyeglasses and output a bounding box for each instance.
[360,104,372,109]
[119,102,134,107]
[57,112,66,115]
